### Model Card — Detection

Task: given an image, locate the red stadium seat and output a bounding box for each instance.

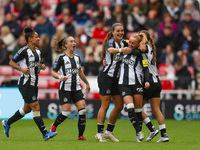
[48,80,59,89]
[38,79,48,89]
[42,9,55,18]
[158,64,168,76]
[49,93,58,100]
[0,66,13,76]
[96,0,111,7]
[38,93,47,100]
[161,80,174,90]
[13,69,21,76]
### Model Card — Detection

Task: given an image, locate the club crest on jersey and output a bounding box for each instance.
[63,97,68,102]
[106,89,111,94]
[32,96,37,101]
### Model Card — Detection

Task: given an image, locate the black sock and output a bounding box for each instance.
[127,108,140,133]
[78,115,86,137]
[97,124,104,133]
[106,123,115,132]
[54,113,68,127]
[146,122,155,132]
[7,110,24,126]
[160,129,167,137]
[33,116,47,135]
[136,112,143,131]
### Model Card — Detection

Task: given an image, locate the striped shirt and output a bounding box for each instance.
[143,45,159,83]
[119,53,148,85]
[53,53,82,91]
[12,45,41,87]
[102,37,127,78]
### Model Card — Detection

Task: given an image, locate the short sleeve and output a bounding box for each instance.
[12,49,26,63]
[105,41,114,51]
[53,55,63,72]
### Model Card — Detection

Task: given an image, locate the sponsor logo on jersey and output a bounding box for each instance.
[108,43,113,47]
[29,61,40,68]
[122,58,134,66]
[30,54,34,57]
[66,68,78,74]
[53,62,58,69]
[13,53,19,60]
[136,87,143,93]
[65,61,70,64]
[114,54,122,61]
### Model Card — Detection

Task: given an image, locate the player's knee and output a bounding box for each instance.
[116,104,123,111]
[19,108,26,116]
[33,111,41,117]
[62,111,70,117]
[126,103,134,110]
[135,108,142,113]
[79,108,86,115]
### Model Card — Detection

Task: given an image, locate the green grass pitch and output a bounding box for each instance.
[0,119,199,150]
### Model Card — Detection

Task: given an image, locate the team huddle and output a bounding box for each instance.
[2,24,169,142]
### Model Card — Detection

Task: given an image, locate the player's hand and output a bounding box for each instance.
[61,76,68,81]
[139,45,146,52]
[123,47,132,54]
[40,64,46,70]
[144,82,150,89]
[85,84,90,93]
[21,67,30,75]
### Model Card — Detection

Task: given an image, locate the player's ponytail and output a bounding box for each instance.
[54,36,68,52]
[24,27,35,42]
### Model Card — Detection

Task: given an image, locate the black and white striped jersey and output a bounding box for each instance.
[53,53,82,91]
[119,53,149,85]
[102,38,127,78]
[12,45,41,87]
[143,45,160,83]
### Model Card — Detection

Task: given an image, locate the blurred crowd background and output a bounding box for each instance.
[0,0,199,99]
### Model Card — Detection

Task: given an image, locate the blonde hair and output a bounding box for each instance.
[130,33,147,48]
[139,30,157,65]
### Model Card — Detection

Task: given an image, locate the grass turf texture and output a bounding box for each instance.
[0,119,199,150]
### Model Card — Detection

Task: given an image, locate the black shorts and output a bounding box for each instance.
[98,72,120,95]
[59,90,85,105]
[119,84,143,98]
[143,82,162,100]
[18,85,38,104]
